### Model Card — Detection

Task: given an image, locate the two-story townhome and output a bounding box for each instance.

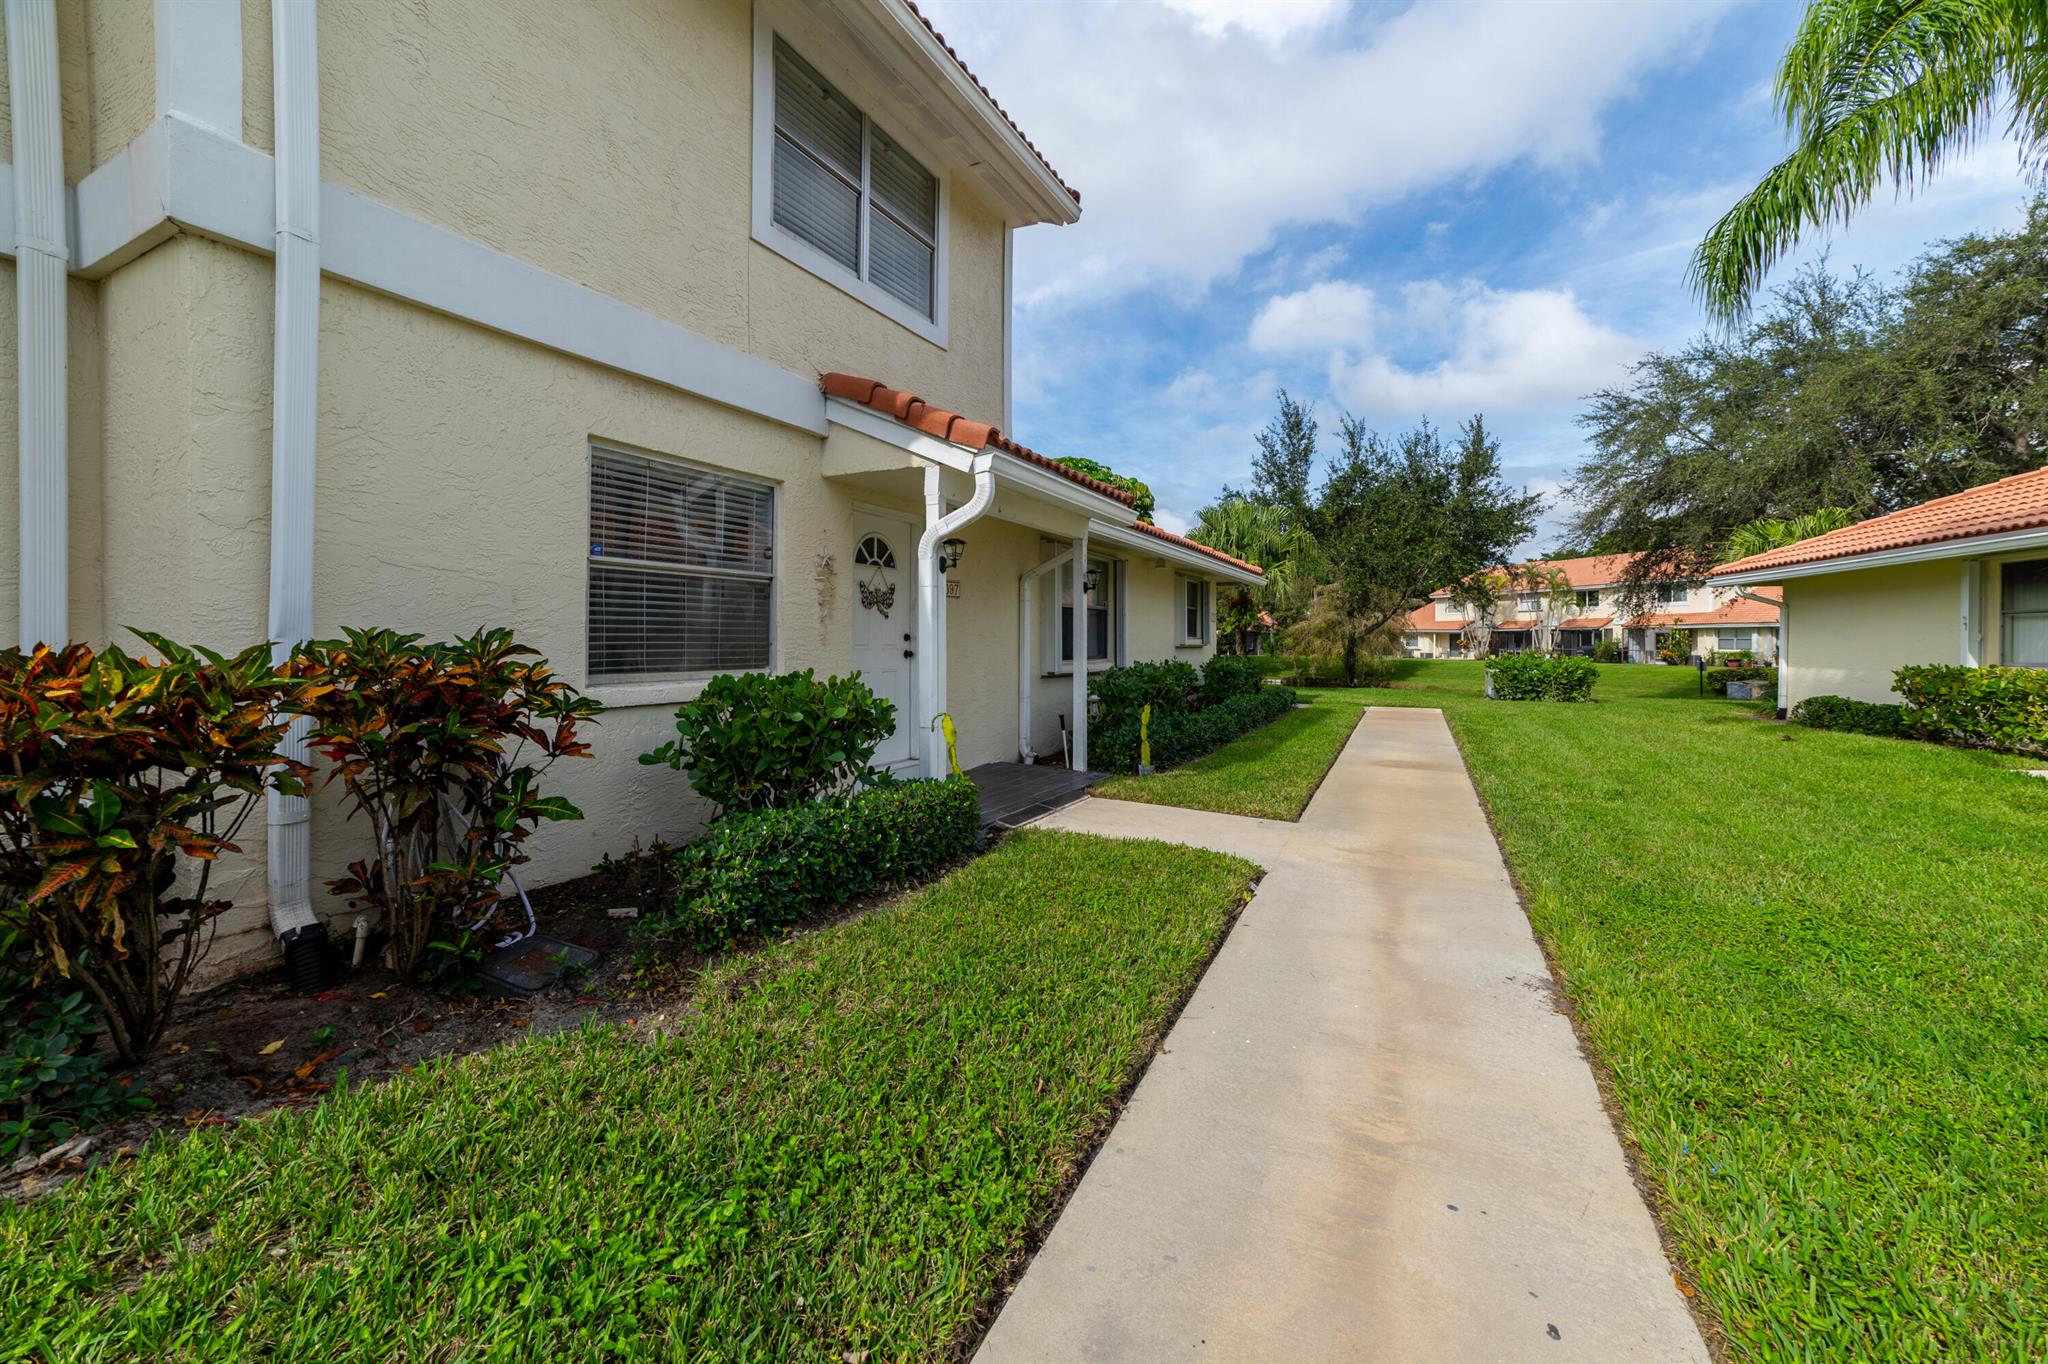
[0,0,1260,980]
[1404,554,1781,662]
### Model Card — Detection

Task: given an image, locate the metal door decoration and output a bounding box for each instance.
[856,534,897,618]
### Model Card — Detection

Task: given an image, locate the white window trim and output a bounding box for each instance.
[1044,556,1118,675]
[585,441,780,689]
[1177,575,1211,647]
[750,6,951,348]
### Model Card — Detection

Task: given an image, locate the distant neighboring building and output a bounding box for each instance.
[1714,466,2048,713]
[1404,554,1782,662]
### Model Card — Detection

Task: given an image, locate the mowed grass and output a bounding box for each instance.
[1373,660,2048,1360]
[0,830,1256,1362]
[1092,687,1373,820]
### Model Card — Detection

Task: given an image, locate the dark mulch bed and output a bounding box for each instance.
[5,853,700,1200]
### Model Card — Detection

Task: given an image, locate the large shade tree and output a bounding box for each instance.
[1692,0,2048,320]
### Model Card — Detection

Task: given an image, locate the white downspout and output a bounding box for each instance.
[265,0,326,971]
[1731,585,1783,716]
[1070,528,1089,772]
[1017,573,1032,762]
[7,0,69,649]
[915,454,995,779]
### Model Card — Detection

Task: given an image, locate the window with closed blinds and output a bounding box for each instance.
[588,448,775,682]
[771,38,938,319]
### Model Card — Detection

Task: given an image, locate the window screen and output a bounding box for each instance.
[771,38,938,318]
[2003,560,2048,666]
[588,448,774,681]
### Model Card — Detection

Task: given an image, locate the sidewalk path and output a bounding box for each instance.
[976,707,1708,1363]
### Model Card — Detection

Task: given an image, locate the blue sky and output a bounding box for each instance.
[920,0,2037,553]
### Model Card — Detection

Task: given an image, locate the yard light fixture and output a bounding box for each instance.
[939,537,967,573]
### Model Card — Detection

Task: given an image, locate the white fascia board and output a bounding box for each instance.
[825,396,976,469]
[1714,526,2048,585]
[1086,519,1265,587]
[997,459,1131,522]
[861,0,1079,227]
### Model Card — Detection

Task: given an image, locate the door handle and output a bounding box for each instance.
[903,648,915,658]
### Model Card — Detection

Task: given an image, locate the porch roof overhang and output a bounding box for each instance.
[1086,519,1265,587]
[825,394,1137,535]
[1714,525,2048,585]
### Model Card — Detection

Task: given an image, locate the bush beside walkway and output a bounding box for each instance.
[1093,688,1373,820]
[0,831,1255,1361]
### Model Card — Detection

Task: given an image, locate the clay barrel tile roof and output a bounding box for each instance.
[819,372,1268,577]
[1713,466,2048,576]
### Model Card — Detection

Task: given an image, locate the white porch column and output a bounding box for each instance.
[1017,572,1033,762]
[265,0,322,945]
[1070,529,1088,771]
[1961,560,1983,666]
[8,0,69,648]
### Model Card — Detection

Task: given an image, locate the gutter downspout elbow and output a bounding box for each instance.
[915,454,996,780]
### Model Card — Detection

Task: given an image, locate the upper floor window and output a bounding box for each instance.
[1576,588,1601,609]
[2003,559,2048,666]
[588,446,775,683]
[1655,582,1689,606]
[759,35,945,341]
[1515,592,1541,614]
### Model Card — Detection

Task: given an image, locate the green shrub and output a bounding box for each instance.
[1591,636,1625,663]
[645,778,981,950]
[1791,694,1911,738]
[1706,665,1776,686]
[1197,655,1264,706]
[1486,653,1598,702]
[1092,660,1200,729]
[1,926,147,1158]
[1093,687,1298,772]
[642,669,895,816]
[1892,664,2048,752]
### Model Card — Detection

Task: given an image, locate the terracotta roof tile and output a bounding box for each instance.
[1134,520,1263,576]
[901,1,1080,207]
[1713,466,2048,576]
[822,372,1134,507]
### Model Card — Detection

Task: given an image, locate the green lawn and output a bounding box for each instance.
[1092,687,1374,819]
[0,831,1255,1362]
[1374,659,2048,1360]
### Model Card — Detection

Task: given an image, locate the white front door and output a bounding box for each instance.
[851,514,917,768]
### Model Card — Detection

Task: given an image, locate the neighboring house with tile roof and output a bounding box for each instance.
[1714,466,2048,714]
[0,0,1257,983]
[1405,555,1781,663]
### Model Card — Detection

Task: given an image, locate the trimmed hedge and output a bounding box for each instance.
[1092,686,1297,772]
[1706,664,1775,687]
[645,777,982,951]
[1894,664,2048,753]
[1093,660,1200,730]
[1486,652,1598,702]
[1790,694,1911,738]
[1197,655,1264,707]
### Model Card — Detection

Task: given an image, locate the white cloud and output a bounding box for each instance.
[919,0,1736,308]
[1161,0,1348,44]
[1248,281,1375,353]
[1329,282,1642,420]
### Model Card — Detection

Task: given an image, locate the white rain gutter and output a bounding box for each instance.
[915,454,995,779]
[265,0,328,978]
[7,0,68,648]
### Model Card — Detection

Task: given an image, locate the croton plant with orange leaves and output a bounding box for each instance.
[0,635,330,1064]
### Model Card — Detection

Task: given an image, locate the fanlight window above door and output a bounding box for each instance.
[855,535,896,568]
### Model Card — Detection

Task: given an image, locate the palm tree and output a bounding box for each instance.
[1724,506,1857,561]
[1189,497,1320,653]
[1691,0,2048,321]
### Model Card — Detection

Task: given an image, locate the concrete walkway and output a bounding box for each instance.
[977,707,1708,1363]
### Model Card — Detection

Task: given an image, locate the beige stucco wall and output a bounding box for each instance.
[1781,561,1964,707]
[0,0,155,181]
[306,0,1008,422]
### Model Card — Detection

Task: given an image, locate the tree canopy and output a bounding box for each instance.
[1691,0,2048,320]
[1570,203,2048,583]
[1053,456,1155,523]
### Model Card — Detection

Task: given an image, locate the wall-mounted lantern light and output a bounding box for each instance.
[1082,564,1103,596]
[939,537,967,574]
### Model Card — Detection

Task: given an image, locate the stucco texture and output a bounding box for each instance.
[1781,561,1964,707]
[310,0,1006,422]
[0,0,156,182]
